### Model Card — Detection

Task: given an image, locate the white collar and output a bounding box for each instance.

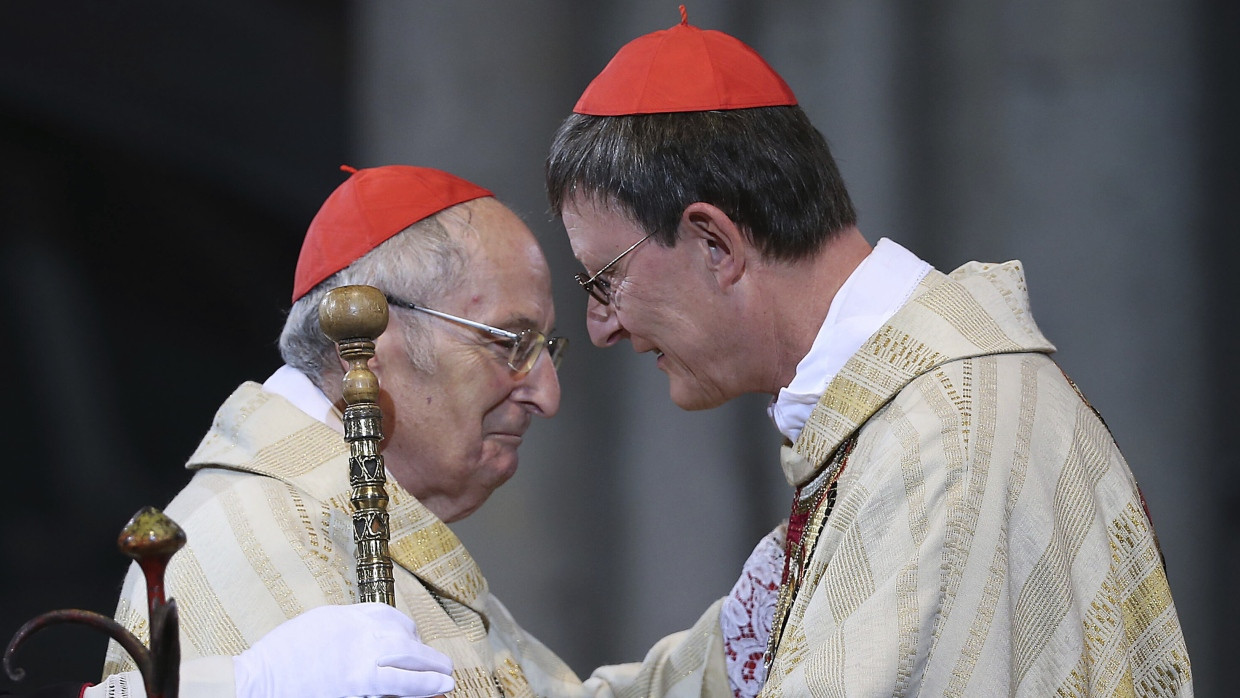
[767,238,932,443]
[261,364,341,431]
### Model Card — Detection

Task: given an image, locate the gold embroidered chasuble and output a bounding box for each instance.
[762,261,1192,696]
[103,383,729,698]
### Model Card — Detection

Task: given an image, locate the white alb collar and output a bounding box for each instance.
[262,364,341,430]
[767,238,932,443]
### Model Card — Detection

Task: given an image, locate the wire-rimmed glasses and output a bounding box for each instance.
[572,232,655,305]
[385,295,566,373]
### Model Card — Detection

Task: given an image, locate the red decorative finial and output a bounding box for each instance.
[340,164,358,175]
[679,5,688,25]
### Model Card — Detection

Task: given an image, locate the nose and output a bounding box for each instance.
[585,296,628,348]
[517,350,561,417]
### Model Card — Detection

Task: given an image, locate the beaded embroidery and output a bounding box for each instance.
[763,436,856,673]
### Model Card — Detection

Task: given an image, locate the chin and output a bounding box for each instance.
[443,499,486,524]
[487,451,520,485]
[668,382,728,411]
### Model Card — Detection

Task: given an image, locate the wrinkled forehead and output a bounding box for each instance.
[445,199,556,324]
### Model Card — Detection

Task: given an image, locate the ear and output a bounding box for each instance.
[680,202,748,288]
[367,329,397,371]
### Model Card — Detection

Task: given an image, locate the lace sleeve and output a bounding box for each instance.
[720,524,786,698]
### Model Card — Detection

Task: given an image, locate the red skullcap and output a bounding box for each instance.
[292,165,492,302]
[574,5,796,116]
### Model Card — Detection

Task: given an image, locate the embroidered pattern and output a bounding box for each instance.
[721,526,786,698]
[765,436,856,675]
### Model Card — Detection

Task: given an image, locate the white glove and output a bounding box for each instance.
[234,603,455,698]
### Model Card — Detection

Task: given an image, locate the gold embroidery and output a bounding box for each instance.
[1013,412,1112,684]
[888,402,930,546]
[893,565,919,695]
[765,437,854,674]
[915,280,1020,353]
[210,476,306,621]
[945,357,1011,696]
[452,666,504,697]
[1061,503,1190,695]
[823,525,875,623]
[919,364,972,644]
[102,595,149,674]
[494,657,533,698]
[256,424,346,479]
[166,546,248,658]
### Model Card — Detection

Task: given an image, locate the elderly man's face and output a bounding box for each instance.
[561,196,740,411]
[375,199,561,523]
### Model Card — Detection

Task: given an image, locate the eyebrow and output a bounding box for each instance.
[494,313,555,334]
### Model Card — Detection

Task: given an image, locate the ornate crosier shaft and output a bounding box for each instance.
[320,285,395,606]
[5,507,186,698]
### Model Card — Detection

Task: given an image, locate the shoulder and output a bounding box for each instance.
[865,351,1088,453]
[838,351,1127,521]
[117,468,354,614]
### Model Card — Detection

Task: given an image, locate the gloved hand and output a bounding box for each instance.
[234,603,455,698]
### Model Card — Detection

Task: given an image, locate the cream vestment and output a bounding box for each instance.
[760,260,1191,696]
[103,382,729,698]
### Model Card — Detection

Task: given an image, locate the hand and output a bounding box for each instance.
[234,603,454,698]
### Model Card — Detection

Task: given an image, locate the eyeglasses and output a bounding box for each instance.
[385,295,567,374]
[573,232,655,306]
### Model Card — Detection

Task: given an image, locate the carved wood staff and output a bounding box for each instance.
[319,284,395,606]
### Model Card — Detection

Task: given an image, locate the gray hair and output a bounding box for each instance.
[278,207,473,392]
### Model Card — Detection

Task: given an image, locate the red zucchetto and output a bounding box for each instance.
[291,165,492,302]
[573,5,797,116]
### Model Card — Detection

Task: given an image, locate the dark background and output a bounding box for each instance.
[0,1,1234,694]
[0,2,347,689]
